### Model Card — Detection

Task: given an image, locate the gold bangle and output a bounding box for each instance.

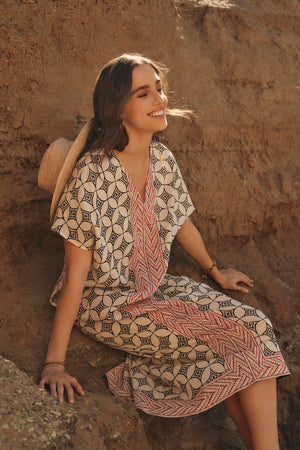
[43,361,65,367]
[43,361,65,370]
[202,261,217,278]
[42,363,65,370]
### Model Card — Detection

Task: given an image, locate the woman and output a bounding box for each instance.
[39,54,289,450]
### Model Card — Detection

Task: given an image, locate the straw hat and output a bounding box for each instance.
[38,118,94,225]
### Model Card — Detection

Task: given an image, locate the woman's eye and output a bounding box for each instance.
[137,88,163,98]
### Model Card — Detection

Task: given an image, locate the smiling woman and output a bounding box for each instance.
[82,54,169,156]
[38,53,289,450]
[121,64,168,143]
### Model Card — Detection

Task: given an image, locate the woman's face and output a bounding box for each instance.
[122,64,168,138]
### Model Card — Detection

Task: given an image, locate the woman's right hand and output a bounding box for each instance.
[39,366,85,403]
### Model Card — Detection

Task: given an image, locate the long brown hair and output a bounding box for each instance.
[84,53,189,156]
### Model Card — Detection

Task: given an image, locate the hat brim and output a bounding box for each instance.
[50,118,94,225]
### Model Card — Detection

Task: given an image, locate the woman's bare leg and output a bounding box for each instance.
[224,393,252,449]
[238,378,279,450]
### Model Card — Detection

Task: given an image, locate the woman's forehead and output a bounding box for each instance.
[131,64,160,88]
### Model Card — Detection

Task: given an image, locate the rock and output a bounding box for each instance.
[0,356,149,449]
[0,357,77,449]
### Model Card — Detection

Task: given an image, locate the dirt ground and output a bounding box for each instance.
[1,0,299,448]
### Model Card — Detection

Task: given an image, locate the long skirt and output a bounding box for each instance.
[80,274,290,418]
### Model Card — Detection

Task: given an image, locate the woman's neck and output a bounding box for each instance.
[121,132,153,159]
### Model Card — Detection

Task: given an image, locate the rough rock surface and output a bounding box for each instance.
[0,0,299,448]
[0,356,149,450]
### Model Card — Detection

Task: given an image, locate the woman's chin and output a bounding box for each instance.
[154,119,168,132]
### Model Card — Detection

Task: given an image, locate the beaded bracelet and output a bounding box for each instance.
[202,261,217,278]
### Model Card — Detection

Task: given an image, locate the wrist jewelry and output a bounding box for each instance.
[43,361,65,370]
[202,261,217,278]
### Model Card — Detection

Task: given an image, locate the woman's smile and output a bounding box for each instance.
[122,64,168,136]
[148,108,166,118]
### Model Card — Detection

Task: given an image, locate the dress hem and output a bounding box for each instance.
[106,364,290,418]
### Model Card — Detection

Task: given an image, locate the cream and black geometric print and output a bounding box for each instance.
[49,141,289,418]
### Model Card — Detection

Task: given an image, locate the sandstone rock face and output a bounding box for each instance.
[0,0,299,448]
[1,0,299,246]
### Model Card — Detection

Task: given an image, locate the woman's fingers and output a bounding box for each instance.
[39,369,84,403]
[50,379,58,398]
[39,377,46,389]
[235,274,253,292]
[235,272,255,293]
[238,271,254,286]
[65,383,75,404]
[65,377,85,403]
[70,377,85,397]
[219,268,254,293]
[57,381,66,402]
[236,284,250,294]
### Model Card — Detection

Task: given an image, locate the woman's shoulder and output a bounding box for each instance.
[65,149,111,192]
[151,140,178,170]
[74,149,115,177]
[76,149,106,170]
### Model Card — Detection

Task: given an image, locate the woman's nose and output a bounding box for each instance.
[153,90,165,105]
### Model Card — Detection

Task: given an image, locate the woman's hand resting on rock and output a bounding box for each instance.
[213,268,254,293]
[39,366,85,403]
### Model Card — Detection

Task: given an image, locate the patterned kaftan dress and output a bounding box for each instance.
[50,141,289,417]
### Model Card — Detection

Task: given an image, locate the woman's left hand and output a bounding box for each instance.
[214,268,254,293]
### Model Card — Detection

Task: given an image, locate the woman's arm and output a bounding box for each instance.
[176,218,253,293]
[39,240,92,403]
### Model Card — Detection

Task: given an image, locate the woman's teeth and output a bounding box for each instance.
[149,110,164,117]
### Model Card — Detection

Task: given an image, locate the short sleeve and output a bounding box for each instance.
[51,160,98,251]
[152,142,195,253]
[172,156,195,227]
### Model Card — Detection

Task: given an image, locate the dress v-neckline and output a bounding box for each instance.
[113,146,153,205]
[128,164,151,204]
